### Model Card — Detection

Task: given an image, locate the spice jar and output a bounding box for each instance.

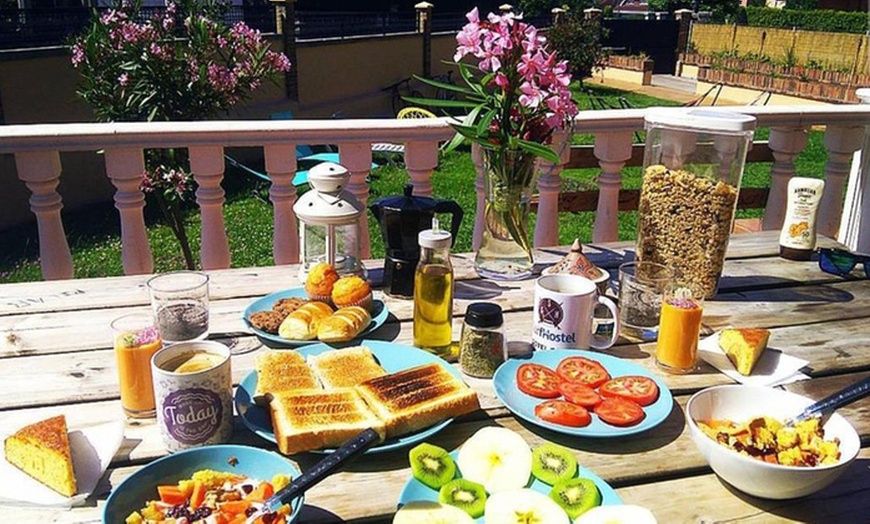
[637,109,755,298]
[459,302,506,378]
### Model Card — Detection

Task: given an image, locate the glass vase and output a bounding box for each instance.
[474,148,538,280]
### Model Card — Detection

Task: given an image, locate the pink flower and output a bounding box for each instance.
[494,72,509,89]
[118,73,129,86]
[519,81,545,108]
[71,44,85,66]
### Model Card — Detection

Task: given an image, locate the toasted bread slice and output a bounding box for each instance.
[308,346,387,389]
[719,327,770,376]
[269,388,386,454]
[255,351,321,402]
[4,415,77,497]
[356,363,480,439]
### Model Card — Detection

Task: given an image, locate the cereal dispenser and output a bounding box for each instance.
[637,109,755,298]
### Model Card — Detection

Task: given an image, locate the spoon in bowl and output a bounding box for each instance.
[784,375,870,427]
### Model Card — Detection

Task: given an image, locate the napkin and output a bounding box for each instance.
[0,420,124,508]
[698,330,811,387]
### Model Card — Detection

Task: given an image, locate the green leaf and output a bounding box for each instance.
[411,74,473,95]
[517,140,561,164]
[443,105,483,152]
[401,96,478,109]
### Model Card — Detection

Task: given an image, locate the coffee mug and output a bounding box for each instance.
[532,274,620,351]
[151,340,232,451]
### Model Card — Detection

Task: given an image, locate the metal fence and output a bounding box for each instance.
[295,11,416,40]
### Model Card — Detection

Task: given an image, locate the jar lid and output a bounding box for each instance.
[418,228,452,249]
[465,302,503,328]
[644,108,756,134]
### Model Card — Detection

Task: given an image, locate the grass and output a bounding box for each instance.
[0,84,830,283]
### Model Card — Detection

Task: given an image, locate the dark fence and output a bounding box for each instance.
[602,18,680,74]
[295,11,415,39]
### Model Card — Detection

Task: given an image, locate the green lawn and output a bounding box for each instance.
[0,84,829,283]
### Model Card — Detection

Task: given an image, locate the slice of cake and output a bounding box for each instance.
[3,415,77,496]
[718,328,771,376]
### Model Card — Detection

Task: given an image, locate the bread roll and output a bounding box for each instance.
[317,306,372,343]
[278,301,333,340]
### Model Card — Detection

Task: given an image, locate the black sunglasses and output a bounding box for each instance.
[818,248,870,278]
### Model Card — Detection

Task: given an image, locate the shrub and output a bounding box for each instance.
[547,10,609,81]
[744,6,868,34]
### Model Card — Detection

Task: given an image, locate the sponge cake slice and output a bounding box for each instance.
[718,327,771,376]
[4,415,77,497]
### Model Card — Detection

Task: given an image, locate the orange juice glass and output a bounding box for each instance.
[655,289,703,374]
[111,313,163,418]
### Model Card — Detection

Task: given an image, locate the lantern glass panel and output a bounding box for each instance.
[300,221,363,276]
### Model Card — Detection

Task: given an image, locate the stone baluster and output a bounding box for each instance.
[819,126,864,239]
[189,145,231,269]
[264,144,299,265]
[762,127,808,231]
[840,89,870,252]
[14,151,73,280]
[339,142,373,260]
[592,131,633,243]
[405,141,438,197]
[534,128,570,247]
[104,147,153,275]
[471,143,485,251]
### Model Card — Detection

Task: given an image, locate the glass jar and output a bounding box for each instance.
[413,227,454,357]
[459,302,506,378]
[637,109,755,298]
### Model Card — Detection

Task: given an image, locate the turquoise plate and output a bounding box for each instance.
[235,340,466,454]
[493,349,674,438]
[103,445,303,523]
[397,450,622,522]
[242,287,390,347]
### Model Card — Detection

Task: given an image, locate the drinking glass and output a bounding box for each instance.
[147,271,210,344]
[656,287,704,374]
[111,313,162,418]
[617,261,674,341]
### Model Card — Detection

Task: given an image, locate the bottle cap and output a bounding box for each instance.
[418,219,452,249]
[464,302,503,328]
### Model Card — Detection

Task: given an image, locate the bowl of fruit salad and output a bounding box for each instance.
[103,445,303,524]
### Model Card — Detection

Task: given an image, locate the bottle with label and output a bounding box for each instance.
[413,220,454,357]
[780,177,825,261]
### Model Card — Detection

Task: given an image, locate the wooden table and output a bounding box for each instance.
[1,231,868,523]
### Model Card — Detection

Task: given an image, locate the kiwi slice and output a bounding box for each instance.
[550,477,602,520]
[409,443,457,489]
[438,478,487,518]
[532,443,578,486]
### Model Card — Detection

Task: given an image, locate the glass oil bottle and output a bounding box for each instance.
[413,219,454,357]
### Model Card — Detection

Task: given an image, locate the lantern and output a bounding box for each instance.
[293,162,366,279]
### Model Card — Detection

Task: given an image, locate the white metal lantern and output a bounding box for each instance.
[293,162,366,279]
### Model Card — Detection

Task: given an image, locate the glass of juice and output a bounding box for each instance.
[655,287,703,374]
[111,313,163,418]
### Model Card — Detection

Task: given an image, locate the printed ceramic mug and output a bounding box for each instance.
[532,274,620,351]
[151,340,232,451]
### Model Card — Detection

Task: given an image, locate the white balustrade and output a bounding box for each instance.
[190,145,231,270]
[534,129,570,247]
[405,140,439,197]
[820,126,864,239]
[592,131,633,243]
[104,147,153,275]
[763,127,809,231]
[339,142,374,260]
[263,144,299,265]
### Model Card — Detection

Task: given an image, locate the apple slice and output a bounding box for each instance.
[485,488,570,524]
[457,427,532,494]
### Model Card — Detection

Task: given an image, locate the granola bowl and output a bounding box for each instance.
[686,385,860,499]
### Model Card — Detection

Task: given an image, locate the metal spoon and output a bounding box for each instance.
[784,375,870,427]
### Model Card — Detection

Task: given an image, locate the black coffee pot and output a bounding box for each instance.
[370,184,463,298]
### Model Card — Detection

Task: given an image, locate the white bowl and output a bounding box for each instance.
[686,385,860,499]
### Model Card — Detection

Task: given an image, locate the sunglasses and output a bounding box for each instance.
[818,248,870,278]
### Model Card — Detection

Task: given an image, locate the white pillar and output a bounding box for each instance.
[592,131,633,243]
[339,143,373,260]
[190,145,231,269]
[839,88,870,253]
[104,147,153,275]
[534,128,570,247]
[14,151,73,280]
[762,127,808,231]
[471,143,485,251]
[819,126,864,239]
[405,141,438,197]
[264,144,299,265]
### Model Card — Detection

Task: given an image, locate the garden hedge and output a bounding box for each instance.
[744,7,868,34]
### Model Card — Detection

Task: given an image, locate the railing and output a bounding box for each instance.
[1,105,869,280]
[295,11,416,40]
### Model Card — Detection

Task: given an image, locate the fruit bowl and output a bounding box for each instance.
[686,385,860,499]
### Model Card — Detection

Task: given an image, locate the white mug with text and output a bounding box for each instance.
[532,274,620,351]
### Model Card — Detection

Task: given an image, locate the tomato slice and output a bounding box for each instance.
[599,376,660,407]
[556,356,611,388]
[558,382,601,408]
[535,400,592,427]
[594,397,645,427]
[517,363,561,399]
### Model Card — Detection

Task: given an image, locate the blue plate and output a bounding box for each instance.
[397,450,622,522]
[243,287,389,347]
[103,445,303,524]
[235,340,466,454]
[493,350,674,437]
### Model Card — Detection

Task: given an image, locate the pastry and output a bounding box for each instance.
[278,301,334,340]
[718,327,771,376]
[331,276,373,311]
[273,297,308,316]
[305,263,340,303]
[249,310,285,334]
[317,306,373,343]
[4,415,77,497]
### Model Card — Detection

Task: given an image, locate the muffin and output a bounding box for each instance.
[305,263,340,304]
[331,276,373,312]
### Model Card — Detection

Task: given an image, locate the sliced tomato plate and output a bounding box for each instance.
[493,349,674,438]
[558,382,602,408]
[517,363,562,399]
[600,376,660,407]
[556,356,611,388]
[536,400,592,427]
[595,397,645,427]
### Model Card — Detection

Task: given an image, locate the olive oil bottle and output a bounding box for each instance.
[413,222,454,357]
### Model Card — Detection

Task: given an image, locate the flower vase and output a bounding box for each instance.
[475,149,538,280]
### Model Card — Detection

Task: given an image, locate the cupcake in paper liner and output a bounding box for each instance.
[305,262,340,305]
[331,275,373,312]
